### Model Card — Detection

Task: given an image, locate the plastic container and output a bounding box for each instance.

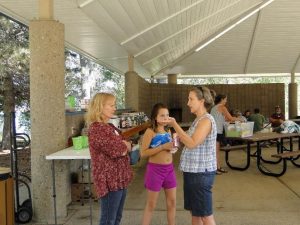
[82,136,89,148]
[173,133,180,147]
[68,96,76,108]
[72,137,83,150]
[224,122,254,138]
[171,133,179,154]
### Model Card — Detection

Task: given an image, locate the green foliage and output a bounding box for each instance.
[92,68,125,109]
[0,16,30,141]
[178,76,289,85]
[65,50,125,109]
[65,50,87,101]
[0,16,30,111]
[18,108,30,132]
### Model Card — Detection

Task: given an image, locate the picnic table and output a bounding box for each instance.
[222,132,300,177]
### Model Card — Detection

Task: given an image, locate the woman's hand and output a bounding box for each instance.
[122,140,132,155]
[166,117,177,127]
[161,142,174,151]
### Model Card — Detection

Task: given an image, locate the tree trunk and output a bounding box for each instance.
[2,74,15,150]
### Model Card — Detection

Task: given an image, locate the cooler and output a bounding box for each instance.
[224,122,254,138]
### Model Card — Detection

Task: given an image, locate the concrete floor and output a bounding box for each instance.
[32,145,300,225]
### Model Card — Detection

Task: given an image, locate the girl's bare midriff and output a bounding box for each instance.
[149,150,172,164]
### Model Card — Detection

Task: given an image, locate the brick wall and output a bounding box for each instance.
[135,82,285,123]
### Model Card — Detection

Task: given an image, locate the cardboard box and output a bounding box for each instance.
[224,122,254,138]
[71,183,97,202]
[0,177,14,225]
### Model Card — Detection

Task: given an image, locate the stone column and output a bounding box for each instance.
[30,1,67,222]
[167,74,177,84]
[125,71,140,111]
[288,74,298,119]
[128,55,134,72]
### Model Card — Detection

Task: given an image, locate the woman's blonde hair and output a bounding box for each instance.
[85,93,115,126]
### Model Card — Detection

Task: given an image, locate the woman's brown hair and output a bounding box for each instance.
[190,86,214,111]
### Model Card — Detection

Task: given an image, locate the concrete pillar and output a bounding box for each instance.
[30,10,67,223]
[38,0,53,19]
[125,71,140,111]
[167,74,177,84]
[128,55,134,72]
[289,79,298,119]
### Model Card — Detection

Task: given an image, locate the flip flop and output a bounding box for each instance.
[217,167,228,173]
[216,170,222,175]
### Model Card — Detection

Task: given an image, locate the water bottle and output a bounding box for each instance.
[170,133,179,154]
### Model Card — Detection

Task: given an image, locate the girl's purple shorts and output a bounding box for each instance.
[144,162,177,192]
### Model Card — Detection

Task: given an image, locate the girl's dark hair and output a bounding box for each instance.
[150,103,169,132]
[214,94,227,105]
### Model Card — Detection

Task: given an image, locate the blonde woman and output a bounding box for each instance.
[86,93,133,225]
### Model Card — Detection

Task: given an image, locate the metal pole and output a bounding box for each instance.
[51,160,57,225]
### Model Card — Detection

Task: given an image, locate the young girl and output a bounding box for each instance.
[141,103,176,225]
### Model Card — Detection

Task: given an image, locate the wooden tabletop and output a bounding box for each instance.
[121,122,150,138]
[0,167,11,175]
[239,132,300,142]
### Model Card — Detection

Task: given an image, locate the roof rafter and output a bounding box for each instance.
[292,53,300,73]
[244,11,261,73]
[120,0,206,46]
[134,0,244,58]
[194,0,274,52]
[152,0,274,76]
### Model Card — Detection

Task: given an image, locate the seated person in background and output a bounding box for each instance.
[269,106,285,128]
[248,108,266,132]
[243,109,251,121]
[233,109,247,122]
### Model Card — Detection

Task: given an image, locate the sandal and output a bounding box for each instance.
[217,167,228,173]
[216,170,222,175]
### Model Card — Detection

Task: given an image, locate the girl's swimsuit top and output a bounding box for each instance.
[149,133,172,148]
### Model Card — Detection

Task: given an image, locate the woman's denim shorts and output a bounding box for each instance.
[183,171,215,217]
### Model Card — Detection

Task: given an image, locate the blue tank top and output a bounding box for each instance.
[150,133,172,148]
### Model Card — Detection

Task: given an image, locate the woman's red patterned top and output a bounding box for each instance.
[88,122,133,197]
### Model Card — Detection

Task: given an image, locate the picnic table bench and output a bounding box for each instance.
[220,143,255,171]
[223,132,300,176]
[271,150,300,171]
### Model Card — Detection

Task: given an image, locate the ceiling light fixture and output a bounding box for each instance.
[78,0,95,8]
[195,0,275,52]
